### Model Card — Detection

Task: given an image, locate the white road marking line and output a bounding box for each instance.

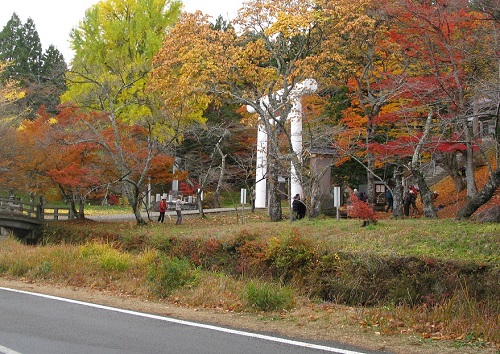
[0,344,22,354]
[1,287,369,354]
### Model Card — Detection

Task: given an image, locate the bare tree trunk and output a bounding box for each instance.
[366,123,376,205]
[303,179,321,218]
[196,188,205,218]
[456,168,500,219]
[78,199,85,219]
[69,200,78,219]
[392,167,404,218]
[411,110,436,217]
[463,122,478,197]
[57,184,83,219]
[123,182,146,225]
[265,120,283,222]
[367,153,375,205]
[438,151,466,192]
[213,146,227,208]
[268,155,283,221]
[412,170,436,217]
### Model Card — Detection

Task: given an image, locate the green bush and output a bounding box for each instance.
[243,281,295,311]
[147,256,200,298]
[78,242,132,271]
[266,233,314,282]
[37,261,52,276]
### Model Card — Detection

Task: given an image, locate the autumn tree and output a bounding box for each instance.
[316,0,406,209]
[0,61,24,120]
[317,0,497,219]
[151,1,327,222]
[62,0,183,225]
[380,0,497,217]
[8,107,105,217]
[455,1,500,218]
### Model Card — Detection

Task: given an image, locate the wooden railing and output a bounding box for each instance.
[0,197,73,221]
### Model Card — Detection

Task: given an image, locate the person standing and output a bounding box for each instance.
[297,194,307,219]
[175,195,184,225]
[292,194,300,221]
[158,196,167,223]
[403,186,418,216]
[385,189,393,212]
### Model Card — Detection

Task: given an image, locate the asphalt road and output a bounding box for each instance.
[0,287,388,354]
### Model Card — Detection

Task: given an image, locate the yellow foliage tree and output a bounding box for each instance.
[61,0,183,225]
[151,0,326,221]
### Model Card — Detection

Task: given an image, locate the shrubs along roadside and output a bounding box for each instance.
[0,217,498,346]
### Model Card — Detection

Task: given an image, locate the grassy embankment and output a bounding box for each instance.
[0,209,498,350]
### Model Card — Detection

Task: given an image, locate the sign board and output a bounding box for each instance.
[333,186,341,208]
[241,189,247,204]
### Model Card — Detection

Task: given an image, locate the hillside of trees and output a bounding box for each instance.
[0,0,498,224]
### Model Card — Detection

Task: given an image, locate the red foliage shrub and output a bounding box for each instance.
[347,194,378,223]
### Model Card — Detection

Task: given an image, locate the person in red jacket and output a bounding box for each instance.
[158,196,167,223]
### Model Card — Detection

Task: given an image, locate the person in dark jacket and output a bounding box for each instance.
[385,189,393,212]
[292,194,300,221]
[403,186,418,216]
[296,194,306,219]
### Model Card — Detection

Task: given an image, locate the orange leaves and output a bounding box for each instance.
[347,193,378,222]
[341,108,368,129]
[147,154,175,184]
[47,164,96,188]
[149,12,223,127]
[12,107,101,195]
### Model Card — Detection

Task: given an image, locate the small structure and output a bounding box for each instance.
[309,148,335,216]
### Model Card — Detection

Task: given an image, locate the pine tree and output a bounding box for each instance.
[0,13,67,118]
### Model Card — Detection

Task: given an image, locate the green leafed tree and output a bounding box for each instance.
[62,0,183,225]
[0,13,67,117]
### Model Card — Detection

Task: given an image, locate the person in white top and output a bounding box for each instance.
[175,195,184,225]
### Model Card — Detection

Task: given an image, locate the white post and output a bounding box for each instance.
[289,79,317,205]
[172,157,180,192]
[240,188,246,224]
[255,121,268,208]
[290,96,303,204]
[333,186,341,220]
[248,79,317,210]
[148,177,151,208]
